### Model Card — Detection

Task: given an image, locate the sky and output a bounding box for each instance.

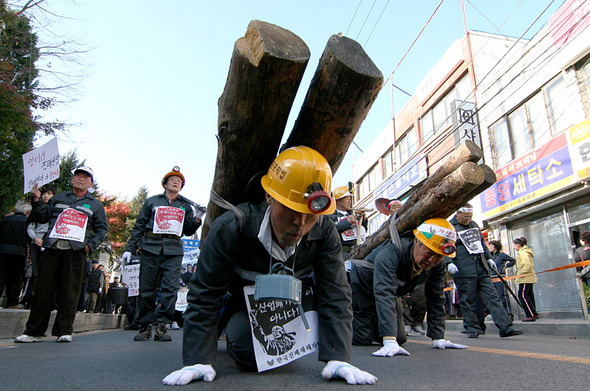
[25,0,565,207]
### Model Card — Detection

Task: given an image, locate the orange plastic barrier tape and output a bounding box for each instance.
[491,259,590,283]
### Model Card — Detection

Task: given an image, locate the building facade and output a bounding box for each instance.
[477,0,590,320]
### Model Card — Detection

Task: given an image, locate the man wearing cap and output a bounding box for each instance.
[163,146,376,386]
[122,167,200,342]
[329,185,367,257]
[15,166,108,343]
[446,204,523,339]
[350,218,467,355]
[374,198,402,217]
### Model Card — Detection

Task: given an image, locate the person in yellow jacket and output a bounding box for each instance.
[513,237,538,322]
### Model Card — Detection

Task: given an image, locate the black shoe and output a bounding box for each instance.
[467,332,479,338]
[154,323,172,342]
[480,329,486,335]
[500,329,524,338]
[522,317,536,322]
[133,324,152,341]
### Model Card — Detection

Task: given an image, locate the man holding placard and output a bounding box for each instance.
[122,166,200,343]
[15,166,108,343]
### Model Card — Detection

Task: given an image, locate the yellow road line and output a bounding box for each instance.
[408,339,590,365]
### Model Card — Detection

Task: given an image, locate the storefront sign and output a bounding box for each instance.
[567,117,590,180]
[374,155,427,201]
[480,133,575,218]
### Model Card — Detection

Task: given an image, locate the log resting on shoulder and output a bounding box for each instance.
[202,20,310,239]
[283,34,383,173]
[346,161,486,260]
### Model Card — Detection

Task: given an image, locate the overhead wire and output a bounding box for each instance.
[345,0,364,37]
[372,0,581,180]
[355,0,379,41]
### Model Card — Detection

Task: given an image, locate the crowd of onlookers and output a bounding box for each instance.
[0,188,124,314]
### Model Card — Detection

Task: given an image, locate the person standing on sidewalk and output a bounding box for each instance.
[513,237,538,322]
[446,204,523,339]
[15,166,108,343]
[122,166,200,342]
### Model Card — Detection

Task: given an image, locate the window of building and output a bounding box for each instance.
[489,74,578,169]
[382,149,394,178]
[420,111,434,143]
[575,55,590,116]
[396,126,417,167]
[545,75,575,134]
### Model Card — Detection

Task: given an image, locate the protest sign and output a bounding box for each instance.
[22,137,60,193]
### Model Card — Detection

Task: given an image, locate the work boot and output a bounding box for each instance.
[154,323,172,342]
[500,329,524,338]
[133,324,152,341]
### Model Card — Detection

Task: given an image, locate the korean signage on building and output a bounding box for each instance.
[374,155,428,201]
[567,117,590,180]
[480,133,575,219]
[452,100,482,150]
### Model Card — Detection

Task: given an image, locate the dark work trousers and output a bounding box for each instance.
[350,265,407,346]
[402,284,426,327]
[28,243,43,301]
[0,254,26,307]
[518,283,538,318]
[225,310,257,371]
[135,251,181,326]
[453,272,514,335]
[24,248,86,337]
[494,280,511,316]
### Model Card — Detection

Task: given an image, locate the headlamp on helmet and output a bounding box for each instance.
[162,166,185,188]
[304,182,332,214]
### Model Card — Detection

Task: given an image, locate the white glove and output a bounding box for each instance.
[121,251,132,265]
[432,339,468,349]
[321,360,377,385]
[487,259,496,270]
[372,339,410,357]
[162,364,216,385]
[447,263,459,274]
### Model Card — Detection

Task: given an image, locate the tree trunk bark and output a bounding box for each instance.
[347,161,486,260]
[202,20,310,239]
[283,34,383,174]
[399,140,483,216]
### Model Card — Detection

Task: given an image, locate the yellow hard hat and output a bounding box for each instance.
[334,186,353,200]
[162,166,185,188]
[414,218,457,258]
[261,146,336,215]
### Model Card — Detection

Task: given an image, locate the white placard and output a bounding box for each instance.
[457,228,484,254]
[153,206,185,236]
[22,137,60,193]
[244,285,318,372]
[175,287,189,312]
[122,264,140,297]
[48,208,88,242]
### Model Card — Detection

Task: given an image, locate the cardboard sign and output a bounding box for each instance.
[244,285,318,372]
[122,264,140,297]
[48,208,88,242]
[22,137,60,193]
[153,206,185,236]
[175,287,189,312]
[457,228,484,255]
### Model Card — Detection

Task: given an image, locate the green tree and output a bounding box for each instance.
[126,186,149,235]
[0,0,39,213]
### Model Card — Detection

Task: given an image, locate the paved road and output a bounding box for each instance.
[1,328,588,390]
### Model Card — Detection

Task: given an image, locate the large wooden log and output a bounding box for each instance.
[283,34,383,173]
[202,20,311,239]
[399,140,483,215]
[347,162,486,260]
